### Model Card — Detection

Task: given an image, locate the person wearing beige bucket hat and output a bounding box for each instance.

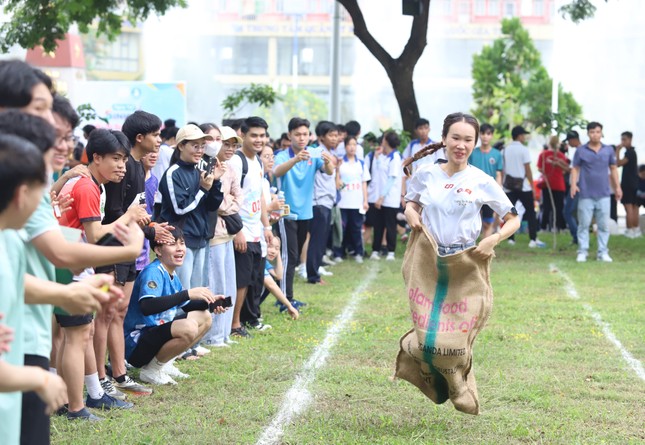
[159,124,225,290]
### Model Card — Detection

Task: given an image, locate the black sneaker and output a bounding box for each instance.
[230,326,252,338]
[67,407,102,421]
[86,392,134,410]
[56,404,69,416]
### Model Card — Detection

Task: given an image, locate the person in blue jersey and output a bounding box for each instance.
[124,228,227,385]
[273,117,334,304]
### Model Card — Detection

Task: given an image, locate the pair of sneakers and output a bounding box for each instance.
[139,359,190,386]
[67,389,134,422]
[576,252,613,263]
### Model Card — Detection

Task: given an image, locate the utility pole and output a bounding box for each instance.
[329,1,341,122]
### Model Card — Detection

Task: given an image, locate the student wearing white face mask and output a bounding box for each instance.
[158,124,226,289]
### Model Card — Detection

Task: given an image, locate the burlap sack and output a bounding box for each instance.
[394,226,493,415]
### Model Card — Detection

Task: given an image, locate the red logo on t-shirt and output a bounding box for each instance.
[444,184,454,189]
[457,188,472,195]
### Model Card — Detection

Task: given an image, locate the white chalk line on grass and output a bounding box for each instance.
[256,265,379,445]
[550,264,645,382]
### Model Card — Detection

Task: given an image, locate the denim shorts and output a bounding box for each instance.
[437,242,476,256]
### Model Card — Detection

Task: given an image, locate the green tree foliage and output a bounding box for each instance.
[221,84,281,119]
[257,87,328,132]
[559,0,609,23]
[0,0,186,52]
[471,18,583,137]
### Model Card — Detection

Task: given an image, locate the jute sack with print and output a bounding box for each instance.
[394,226,493,415]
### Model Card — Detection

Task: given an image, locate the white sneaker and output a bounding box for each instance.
[576,253,587,263]
[597,253,613,262]
[370,251,380,261]
[507,239,516,246]
[386,252,395,261]
[163,360,190,379]
[321,255,335,266]
[248,322,272,331]
[528,239,546,248]
[194,345,211,355]
[318,266,333,276]
[623,228,634,238]
[206,341,231,348]
[354,254,364,264]
[139,366,177,385]
[333,256,344,263]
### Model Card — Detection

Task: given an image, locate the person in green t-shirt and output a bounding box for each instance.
[0,133,67,445]
[468,123,504,238]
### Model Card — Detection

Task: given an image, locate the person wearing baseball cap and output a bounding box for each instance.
[510,125,529,140]
[159,124,225,289]
[502,125,545,248]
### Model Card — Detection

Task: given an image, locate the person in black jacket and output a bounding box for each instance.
[159,124,225,289]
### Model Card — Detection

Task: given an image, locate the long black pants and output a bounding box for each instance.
[541,189,566,230]
[306,206,331,283]
[278,218,310,300]
[506,190,538,241]
[372,206,398,253]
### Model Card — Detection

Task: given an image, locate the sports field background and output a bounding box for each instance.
[51,233,645,444]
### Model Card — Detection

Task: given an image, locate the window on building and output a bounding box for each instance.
[534,0,544,16]
[214,37,268,75]
[488,0,499,16]
[91,32,140,73]
[504,0,516,17]
[475,0,486,15]
[277,37,353,76]
[458,0,470,15]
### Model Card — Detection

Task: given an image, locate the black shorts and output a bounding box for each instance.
[481,204,495,223]
[127,321,175,368]
[55,313,93,327]
[95,262,137,285]
[365,204,378,227]
[621,187,639,205]
[234,241,263,289]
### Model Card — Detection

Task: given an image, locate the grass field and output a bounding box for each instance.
[51,233,645,444]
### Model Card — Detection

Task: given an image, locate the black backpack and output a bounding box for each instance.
[235,150,263,187]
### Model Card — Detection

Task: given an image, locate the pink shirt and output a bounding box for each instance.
[211,164,242,245]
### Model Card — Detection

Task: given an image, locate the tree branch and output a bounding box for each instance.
[399,0,430,67]
[337,0,395,72]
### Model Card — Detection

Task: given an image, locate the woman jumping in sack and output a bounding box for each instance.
[395,112,521,415]
[403,113,520,257]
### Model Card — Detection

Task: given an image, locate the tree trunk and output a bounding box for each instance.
[337,0,430,135]
[387,66,419,135]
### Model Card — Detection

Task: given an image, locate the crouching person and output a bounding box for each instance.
[124,229,227,385]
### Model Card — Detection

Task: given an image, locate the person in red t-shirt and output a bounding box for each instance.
[56,129,148,417]
[537,135,569,231]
